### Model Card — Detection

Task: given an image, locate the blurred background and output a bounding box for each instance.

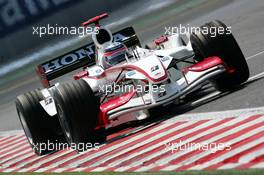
[0,0,137,63]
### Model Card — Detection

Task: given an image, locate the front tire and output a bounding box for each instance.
[190,20,249,91]
[54,79,105,152]
[16,89,65,155]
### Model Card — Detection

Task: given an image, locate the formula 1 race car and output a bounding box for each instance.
[15,13,249,155]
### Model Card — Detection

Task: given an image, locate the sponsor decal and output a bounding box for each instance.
[127,70,136,77]
[95,68,103,74]
[44,97,53,105]
[160,56,170,62]
[151,65,159,72]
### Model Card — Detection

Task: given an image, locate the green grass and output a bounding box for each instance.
[1,169,264,175]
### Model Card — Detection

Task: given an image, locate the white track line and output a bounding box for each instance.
[248,71,264,82]
[238,149,264,163]
[191,91,221,106]
[218,163,240,170]
[91,167,110,172]
[0,131,23,137]
[135,165,157,172]
[246,50,264,60]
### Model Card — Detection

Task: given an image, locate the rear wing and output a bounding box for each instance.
[36,27,141,87]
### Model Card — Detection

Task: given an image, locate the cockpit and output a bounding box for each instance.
[102,42,128,68]
[92,27,128,69]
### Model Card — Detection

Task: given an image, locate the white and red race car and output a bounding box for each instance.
[16,13,249,155]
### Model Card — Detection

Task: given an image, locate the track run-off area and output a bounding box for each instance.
[1,107,264,173]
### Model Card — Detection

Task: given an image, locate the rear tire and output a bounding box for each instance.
[16,89,65,155]
[190,20,249,91]
[54,79,105,152]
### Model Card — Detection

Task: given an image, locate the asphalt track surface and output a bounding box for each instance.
[1,0,264,133]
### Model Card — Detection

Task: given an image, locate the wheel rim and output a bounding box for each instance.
[56,103,71,142]
[18,110,33,145]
